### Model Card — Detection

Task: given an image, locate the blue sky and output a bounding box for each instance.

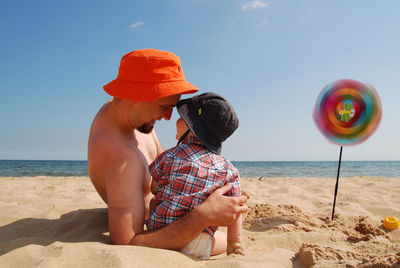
[1,0,399,161]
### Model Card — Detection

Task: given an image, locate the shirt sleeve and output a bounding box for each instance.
[149,151,173,186]
[224,168,241,197]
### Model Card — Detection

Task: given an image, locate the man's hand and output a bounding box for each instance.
[197,183,248,226]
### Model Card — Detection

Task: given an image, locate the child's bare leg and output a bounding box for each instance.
[227,214,245,255]
[210,231,227,255]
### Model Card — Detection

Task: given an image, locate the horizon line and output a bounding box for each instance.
[1,159,399,162]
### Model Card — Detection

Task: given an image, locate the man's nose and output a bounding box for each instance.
[163,107,173,120]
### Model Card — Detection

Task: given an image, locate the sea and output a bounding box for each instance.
[0,160,399,178]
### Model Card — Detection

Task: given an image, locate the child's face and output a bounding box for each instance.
[176,117,190,140]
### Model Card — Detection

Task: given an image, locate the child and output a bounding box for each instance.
[146,92,245,260]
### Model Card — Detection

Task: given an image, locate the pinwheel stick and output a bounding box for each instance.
[331,146,343,220]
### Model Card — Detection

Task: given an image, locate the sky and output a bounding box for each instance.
[1,0,399,161]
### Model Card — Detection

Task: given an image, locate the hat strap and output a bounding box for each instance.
[177,129,191,146]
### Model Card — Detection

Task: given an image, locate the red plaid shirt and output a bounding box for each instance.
[146,136,241,236]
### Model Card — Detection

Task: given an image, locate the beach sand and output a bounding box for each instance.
[0,176,399,267]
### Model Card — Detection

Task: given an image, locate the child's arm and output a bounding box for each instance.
[149,179,161,214]
[227,213,245,255]
[150,178,158,195]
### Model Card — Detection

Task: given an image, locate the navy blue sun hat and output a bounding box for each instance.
[176,92,239,154]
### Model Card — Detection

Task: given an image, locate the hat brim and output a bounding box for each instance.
[177,98,222,154]
[103,78,199,102]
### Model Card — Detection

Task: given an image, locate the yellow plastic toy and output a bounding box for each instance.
[383,216,400,230]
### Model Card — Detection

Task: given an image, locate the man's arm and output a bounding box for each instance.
[106,153,148,245]
[107,153,203,249]
[132,183,248,250]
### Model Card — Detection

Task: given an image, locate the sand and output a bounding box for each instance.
[0,176,399,267]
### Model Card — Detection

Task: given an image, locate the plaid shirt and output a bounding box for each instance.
[146,136,241,236]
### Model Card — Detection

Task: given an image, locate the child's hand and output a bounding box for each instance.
[149,197,160,214]
[227,241,245,256]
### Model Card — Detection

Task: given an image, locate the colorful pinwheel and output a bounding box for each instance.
[313,79,382,220]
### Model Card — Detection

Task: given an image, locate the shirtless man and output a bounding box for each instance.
[87,49,248,250]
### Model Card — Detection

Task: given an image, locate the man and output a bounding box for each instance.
[87,49,248,250]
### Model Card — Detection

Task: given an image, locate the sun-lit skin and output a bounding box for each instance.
[175,117,193,140]
[111,95,180,135]
[135,95,179,133]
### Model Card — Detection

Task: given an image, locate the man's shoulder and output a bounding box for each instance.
[90,130,146,173]
[92,135,149,191]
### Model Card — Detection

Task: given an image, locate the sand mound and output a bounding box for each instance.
[244,203,400,267]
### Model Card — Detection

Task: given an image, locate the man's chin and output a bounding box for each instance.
[137,124,154,134]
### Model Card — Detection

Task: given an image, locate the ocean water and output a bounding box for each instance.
[0,160,88,177]
[232,161,400,178]
[0,160,399,178]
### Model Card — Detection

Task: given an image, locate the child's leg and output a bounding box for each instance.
[227,214,245,255]
[210,231,227,256]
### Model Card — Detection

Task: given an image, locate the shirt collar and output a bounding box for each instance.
[180,135,202,146]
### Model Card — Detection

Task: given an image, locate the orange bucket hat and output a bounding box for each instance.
[103,49,199,102]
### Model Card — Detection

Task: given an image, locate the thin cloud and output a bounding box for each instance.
[241,0,268,10]
[131,22,144,28]
[258,17,268,27]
